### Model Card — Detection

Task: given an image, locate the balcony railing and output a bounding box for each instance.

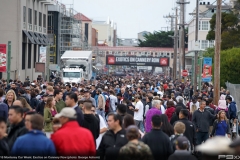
[43,28,46,33]
[23,22,26,29]
[39,26,42,32]
[34,25,37,32]
[28,24,32,30]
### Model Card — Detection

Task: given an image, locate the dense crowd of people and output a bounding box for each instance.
[0,72,239,160]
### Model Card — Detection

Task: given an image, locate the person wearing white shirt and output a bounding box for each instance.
[109,90,118,112]
[131,95,144,132]
[160,101,166,114]
[92,106,108,149]
[190,99,200,111]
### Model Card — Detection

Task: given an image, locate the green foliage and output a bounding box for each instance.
[138,31,174,47]
[203,48,240,86]
[207,12,240,50]
[220,48,240,86]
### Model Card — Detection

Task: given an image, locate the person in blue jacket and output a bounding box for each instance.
[11,112,56,156]
[227,97,237,120]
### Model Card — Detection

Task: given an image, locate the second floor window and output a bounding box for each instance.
[28,8,32,24]
[34,10,37,25]
[39,12,42,26]
[43,14,46,27]
[23,6,26,22]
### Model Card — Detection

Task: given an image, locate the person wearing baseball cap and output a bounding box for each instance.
[168,136,197,160]
[51,108,96,156]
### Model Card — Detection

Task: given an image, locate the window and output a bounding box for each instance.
[28,44,32,68]
[85,23,89,40]
[23,6,26,22]
[34,44,37,68]
[34,10,37,25]
[43,14,46,27]
[28,8,32,24]
[167,53,169,56]
[201,21,209,30]
[22,43,26,70]
[39,12,42,26]
[201,40,208,49]
[199,21,201,30]
[209,40,215,48]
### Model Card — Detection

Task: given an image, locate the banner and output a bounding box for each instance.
[202,57,212,82]
[0,44,7,72]
[39,46,46,63]
[106,55,169,66]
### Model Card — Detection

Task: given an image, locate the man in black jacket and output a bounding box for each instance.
[192,100,216,145]
[141,115,173,160]
[36,94,48,116]
[81,101,100,142]
[177,109,196,151]
[7,106,28,150]
[65,93,84,127]
[97,113,128,160]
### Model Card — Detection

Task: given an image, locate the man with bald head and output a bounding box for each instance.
[13,100,23,108]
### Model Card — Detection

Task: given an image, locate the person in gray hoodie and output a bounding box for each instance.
[192,100,216,145]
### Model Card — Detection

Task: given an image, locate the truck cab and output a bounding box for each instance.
[62,67,84,84]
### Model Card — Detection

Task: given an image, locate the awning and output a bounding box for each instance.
[29,31,41,45]
[35,33,46,45]
[23,30,35,44]
[42,34,50,44]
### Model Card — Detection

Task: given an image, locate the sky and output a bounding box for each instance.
[60,0,222,38]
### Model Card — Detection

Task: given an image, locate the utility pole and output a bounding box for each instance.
[194,0,199,94]
[214,0,222,105]
[7,41,11,83]
[163,13,175,31]
[177,0,189,78]
[174,8,178,80]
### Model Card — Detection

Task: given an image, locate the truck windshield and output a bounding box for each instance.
[63,72,81,78]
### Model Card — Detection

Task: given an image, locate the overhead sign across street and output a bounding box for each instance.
[106,55,169,66]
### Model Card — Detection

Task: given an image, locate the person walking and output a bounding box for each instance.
[0,118,9,156]
[210,110,231,138]
[132,95,144,132]
[11,112,56,156]
[165,101,175,122]
[96,88,106,118]
[65,93,84,126]
[43,97,56,138]
[54,89,66,113]
[119,125,153,160]
[51,108,96,156]
[141,115,173,160]
[177,109,196,151]
[81,101,100,141]
[168,136,197,160]
[160,114,174,137]
[192,100,216,145]
[145,99,162,133]
[7,106,28,150]
[97,113,128,160]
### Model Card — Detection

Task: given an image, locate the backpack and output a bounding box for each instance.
[102,94,110,113]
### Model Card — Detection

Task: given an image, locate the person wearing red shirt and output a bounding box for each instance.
[165,101,176,122]
[51,108,96,156]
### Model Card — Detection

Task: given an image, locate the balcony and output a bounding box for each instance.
[37,0,56,5]
[43,28,46,33]
[28,24,32,30]
[34,25,37,32]
[23,22,26,29]
[39,26,42,32]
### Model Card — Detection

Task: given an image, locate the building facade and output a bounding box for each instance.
[92,18,117,47]
[0,0,54,81]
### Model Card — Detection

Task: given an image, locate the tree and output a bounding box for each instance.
[207,12,240,50]
[203,48,240,86]
[138,31,174,47]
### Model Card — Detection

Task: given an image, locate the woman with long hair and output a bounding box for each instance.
[44,97,57,138]
[165,101,176,122]
[210,110,230,138]
[123,114,144,138]
[4,90,17,108]
[18,97,32,113]
[189,104,197,121]
[160,114,174,137]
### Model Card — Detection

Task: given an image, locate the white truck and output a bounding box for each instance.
[60,51,92,84]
